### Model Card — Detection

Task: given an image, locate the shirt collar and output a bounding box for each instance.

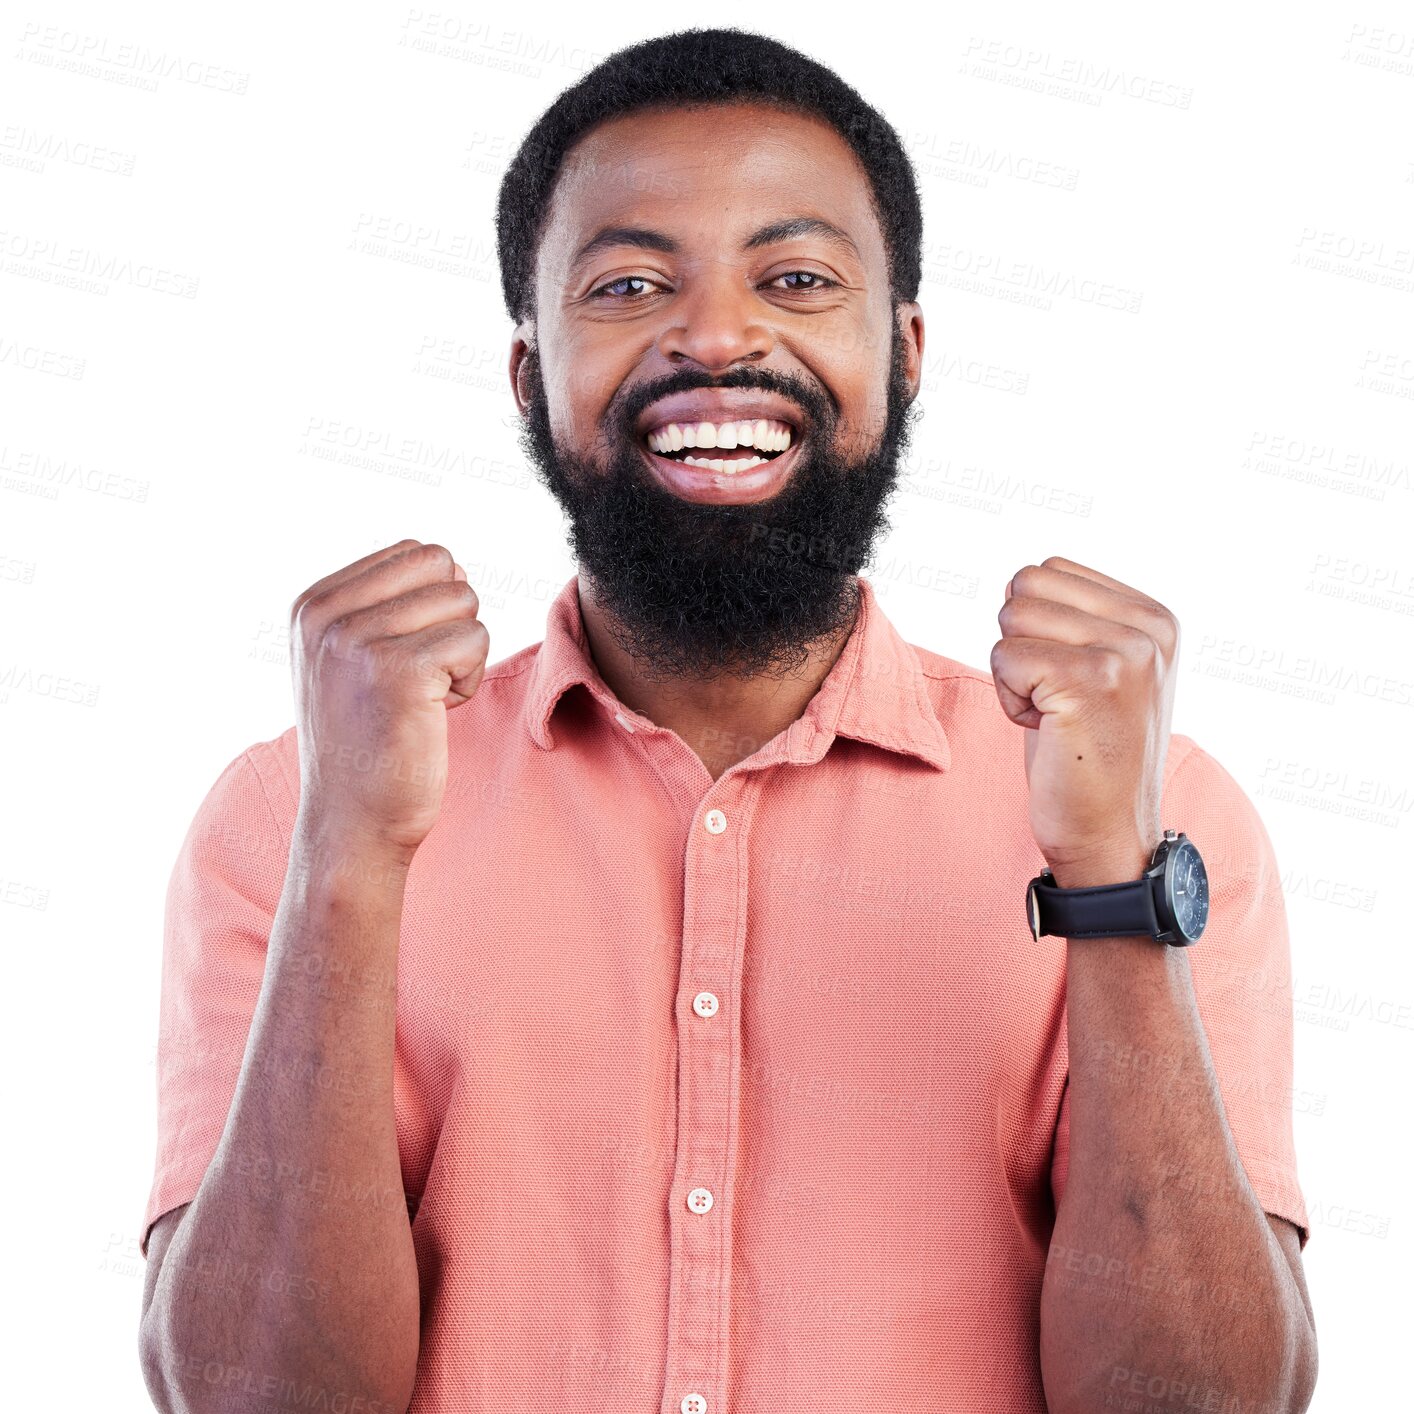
[525,573,951,773]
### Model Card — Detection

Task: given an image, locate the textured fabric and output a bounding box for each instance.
[142,571,1308,1413]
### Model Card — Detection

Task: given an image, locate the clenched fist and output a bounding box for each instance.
[289,538,490,856]
[992,555,1176,885]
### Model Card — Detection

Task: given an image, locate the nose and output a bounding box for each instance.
[653,265,774,372]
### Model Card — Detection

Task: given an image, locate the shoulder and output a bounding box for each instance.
[230,636,552,812]
[902,635,1215,795]
[908,643,1005,733]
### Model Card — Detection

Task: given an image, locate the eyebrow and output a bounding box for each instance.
[568,215,862,273]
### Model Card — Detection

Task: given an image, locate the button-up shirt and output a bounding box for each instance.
[143,571,1308,1413]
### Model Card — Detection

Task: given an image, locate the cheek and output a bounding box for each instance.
[542,333,636,450]
[830,376,888,460]
[813,318,893,453]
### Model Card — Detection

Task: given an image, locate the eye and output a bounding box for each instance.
[587,275,664,301]
[586,270,842,302]
[772,271,839,294]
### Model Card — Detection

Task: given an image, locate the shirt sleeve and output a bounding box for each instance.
[1050,739,1311,1250]
[140,744,290,1258]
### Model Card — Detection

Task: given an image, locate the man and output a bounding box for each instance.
[139,26,1317,1414]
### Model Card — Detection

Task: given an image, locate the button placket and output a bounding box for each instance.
[660,790,748,1414]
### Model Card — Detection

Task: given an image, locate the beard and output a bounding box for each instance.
[516,320,918,684]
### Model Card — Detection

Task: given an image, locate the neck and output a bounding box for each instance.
[576,574,860,782]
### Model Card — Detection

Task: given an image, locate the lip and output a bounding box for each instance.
[638,430,805,505]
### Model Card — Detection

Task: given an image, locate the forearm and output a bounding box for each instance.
[143,817,421,1414]
[1039,856,1314,1414]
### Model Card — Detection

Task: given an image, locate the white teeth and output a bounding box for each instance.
[681,454,769,475]
[644,418,794,456]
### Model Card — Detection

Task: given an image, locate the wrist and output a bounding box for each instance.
[1045,840,1153,890]
[291,811,418,891]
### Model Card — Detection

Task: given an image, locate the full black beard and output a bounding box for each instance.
[516,321,918,683]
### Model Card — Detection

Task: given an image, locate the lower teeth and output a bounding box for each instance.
[651,449,783,476]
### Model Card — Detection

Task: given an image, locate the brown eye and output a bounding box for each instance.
[773,271,839,292]
[588,276,663,300]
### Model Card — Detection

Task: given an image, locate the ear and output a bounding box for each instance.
[509,322,536,418]
[896,301,924,402]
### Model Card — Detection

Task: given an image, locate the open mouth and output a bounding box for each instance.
[630,407,814,504]
[635,417,805,505]
[639,417,797,476]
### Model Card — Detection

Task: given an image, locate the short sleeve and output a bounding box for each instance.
[140,745,291,1258]
[1050,740,1311,1250]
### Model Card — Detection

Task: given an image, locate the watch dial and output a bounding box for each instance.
[1169,839,1209,940]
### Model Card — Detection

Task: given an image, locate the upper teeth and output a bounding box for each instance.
[645,418,793,455]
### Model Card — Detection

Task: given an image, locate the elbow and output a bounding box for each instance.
[138,1286,418,1414]
[1040,1299,1318,1414]
[1285,1309,1319,1413]
[138,1301,181,1414]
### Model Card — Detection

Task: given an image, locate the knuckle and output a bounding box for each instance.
[997,597,1020,628]
[319,614,346,656]
[1095,647,1127,689]
[291,591,323,642]
[1149,603,1179,649]
[1011,564,1041,595]
[1116,623,1155,658]
[418,543,455,571]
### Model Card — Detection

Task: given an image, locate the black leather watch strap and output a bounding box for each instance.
[1032,873,1162,940]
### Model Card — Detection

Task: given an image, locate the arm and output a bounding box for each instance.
[1039,848,1318,1414]
[989,556,1316,1411]
[138,821,422,1414]
[138,539,487,1414]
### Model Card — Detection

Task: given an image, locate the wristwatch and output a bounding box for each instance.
[1026,829,1209,945]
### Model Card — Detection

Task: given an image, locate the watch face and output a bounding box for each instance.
[1167,837,1210,941]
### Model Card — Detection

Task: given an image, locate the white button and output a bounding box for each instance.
[681,1395,708,1414]
[704,808,727,834]
[686,1186,714,1214]
[692,991,719,1018]
[613,711,636,732]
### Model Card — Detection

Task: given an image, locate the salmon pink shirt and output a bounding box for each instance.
[143,572,1308,1413]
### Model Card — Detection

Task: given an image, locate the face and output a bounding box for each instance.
[510,101,924,682]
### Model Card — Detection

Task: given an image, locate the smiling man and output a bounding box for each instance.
[139,26,1315,1414]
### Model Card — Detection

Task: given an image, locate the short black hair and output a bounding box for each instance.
[495,26,923,326]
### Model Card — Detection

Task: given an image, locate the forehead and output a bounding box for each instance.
[538,102,884,274]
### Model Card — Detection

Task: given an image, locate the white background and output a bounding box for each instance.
[3,2,1410,1407]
